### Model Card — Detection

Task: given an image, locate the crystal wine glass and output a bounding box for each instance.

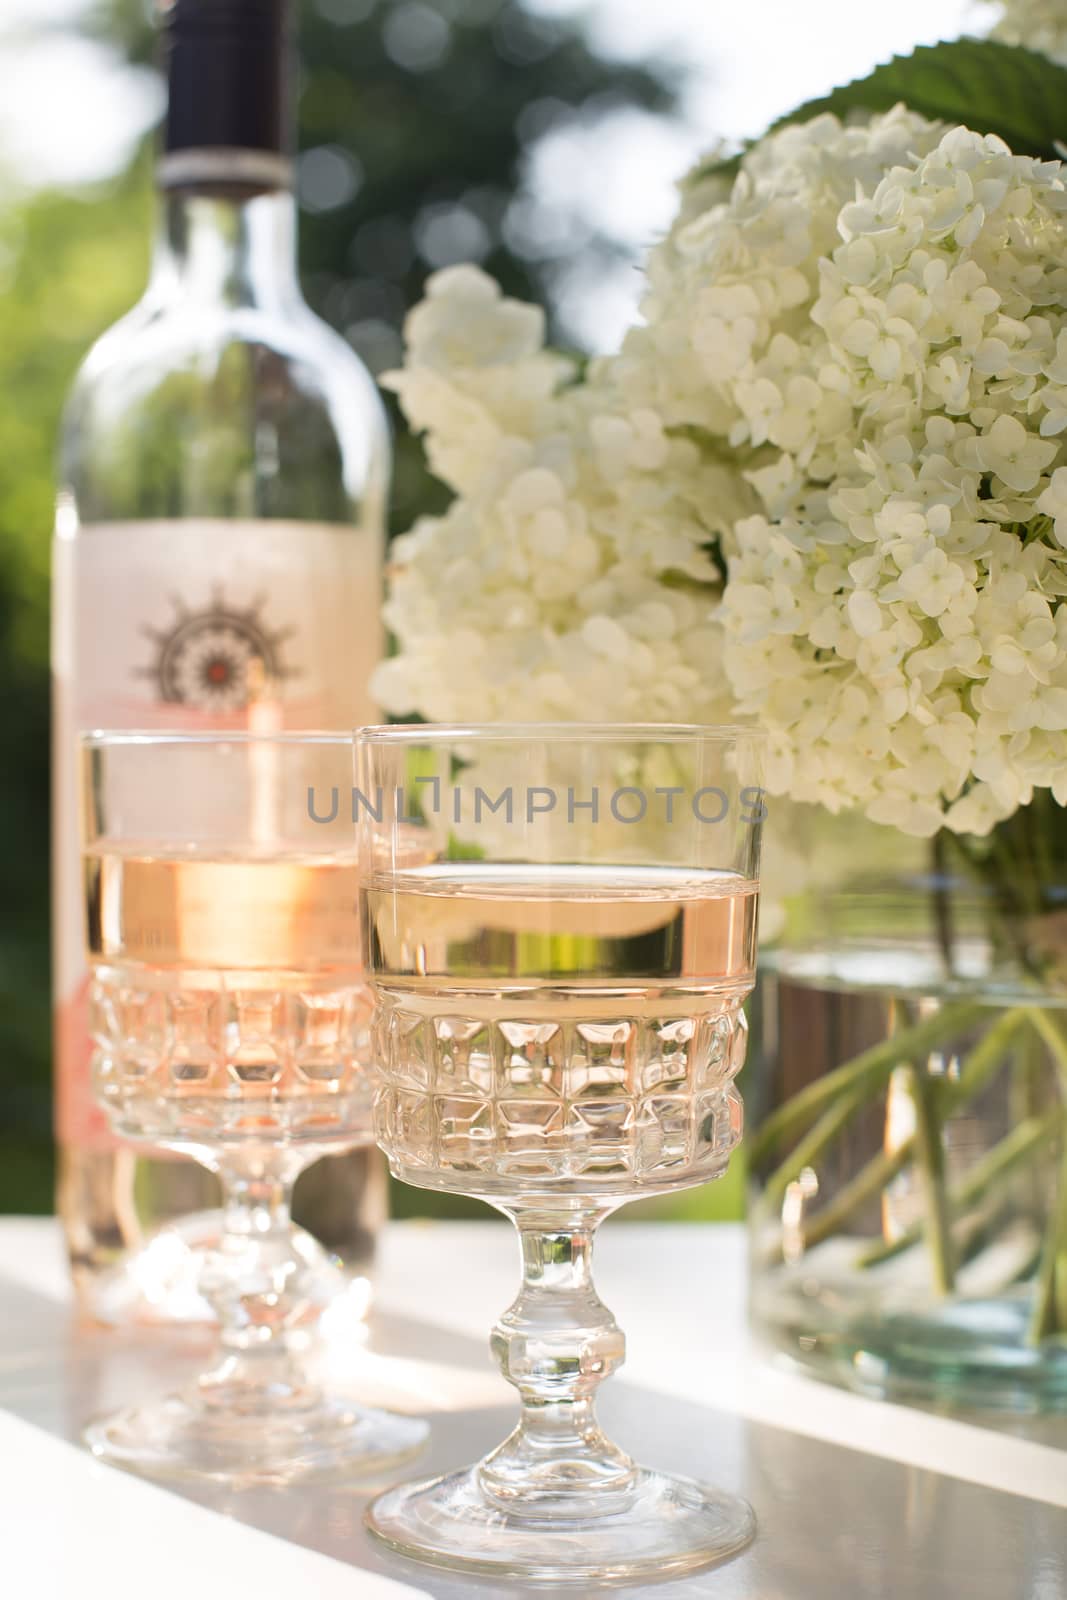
[80,732,427,1485]
[357,723,765,1583]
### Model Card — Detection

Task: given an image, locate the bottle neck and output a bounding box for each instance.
[149,180,301,313]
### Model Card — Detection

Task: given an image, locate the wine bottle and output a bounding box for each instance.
[52,0,388,1324]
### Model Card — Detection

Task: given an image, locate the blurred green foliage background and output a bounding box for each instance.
[0,0,742,1221]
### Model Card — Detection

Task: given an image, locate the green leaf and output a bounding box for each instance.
[769,39,1067,161]
[685,149,744,190]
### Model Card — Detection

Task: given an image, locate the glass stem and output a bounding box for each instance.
[480,1206,636,1517]
[197,1151,317,1410]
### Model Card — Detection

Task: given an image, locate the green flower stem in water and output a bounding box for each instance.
[769,1142,913,1261]
[756,1081,872,1216]
[875,1007,1030,1294]
[856,1108,1063,1270]
[1028,1008,1067,1083]
[1029,1137,1067,1345]
[1025,1009,1067,1344]
[758,1003,1063,1325]
[907,1060,955,1295]
[756,1007,1028,1246]
[748,1000,986,1165]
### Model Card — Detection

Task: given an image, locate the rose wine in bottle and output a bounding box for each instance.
[52,0,388,1324]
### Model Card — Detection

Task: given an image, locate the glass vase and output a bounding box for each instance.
[748,797,1067,1411]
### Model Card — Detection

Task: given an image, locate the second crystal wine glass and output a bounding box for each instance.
[80,732,427,1485]
[358,723,765,1584]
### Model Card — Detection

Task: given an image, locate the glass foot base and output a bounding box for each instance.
[367,1464,755,1584]
[86,1389,427,1488]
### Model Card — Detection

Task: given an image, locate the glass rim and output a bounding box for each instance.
[355,721,765,746]
[80,729,354,750]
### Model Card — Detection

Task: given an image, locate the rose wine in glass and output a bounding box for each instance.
[369,862,756,1192]
[80,733,426,1487]
[86,845,371,1146]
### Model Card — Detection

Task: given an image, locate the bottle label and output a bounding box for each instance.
[53,518,382,1150]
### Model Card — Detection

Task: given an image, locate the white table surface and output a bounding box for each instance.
[0,1219,1064,1599]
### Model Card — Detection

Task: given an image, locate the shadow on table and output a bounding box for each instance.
[0,1275,1060,1600]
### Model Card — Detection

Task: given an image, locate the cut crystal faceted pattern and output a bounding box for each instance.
[376,999,748,1192]
[90,969,375,1146]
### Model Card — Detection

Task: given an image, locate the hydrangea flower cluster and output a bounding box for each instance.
[986,0,1067,64]
[377,268,749,726]
[376,106,1067,837]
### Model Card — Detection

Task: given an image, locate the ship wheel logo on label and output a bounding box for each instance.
[138,588,296,711]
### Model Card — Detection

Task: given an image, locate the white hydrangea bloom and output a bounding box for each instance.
[376,265,753,730]
[379,109,1067,837]
[1038,467,1067,544]
[701,117,1067,834]
[383,266,575,497]
[984,0,1067,63]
